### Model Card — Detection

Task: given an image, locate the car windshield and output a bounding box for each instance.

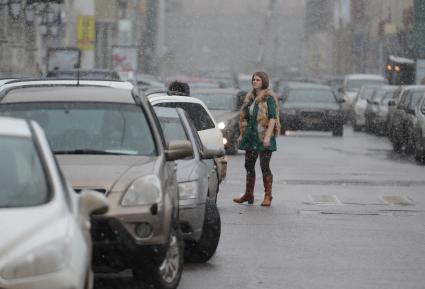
[380,91,395,104]
[409,92,425,110]
[0,136,49,208]
[194,93,237,110]
[287,89,336,103]
[346,79,386,92]
[0,103,156,156]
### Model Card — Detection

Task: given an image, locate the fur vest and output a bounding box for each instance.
[239,88,281,138]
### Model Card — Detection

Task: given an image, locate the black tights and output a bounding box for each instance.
[244,150,273,177]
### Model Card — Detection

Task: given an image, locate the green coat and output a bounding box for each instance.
[239,95,277,152]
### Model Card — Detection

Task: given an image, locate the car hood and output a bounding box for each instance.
[0,203,68,259]
[57,155,156,193]
[283,102,340,111]
[209,110,239,122]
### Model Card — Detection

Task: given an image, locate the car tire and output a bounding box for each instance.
[392,137,402,153]
[415,134,425,164]
[332,125,343,136]
[184,199,221,263]
[133,226,184,289]
[353,120,362,132]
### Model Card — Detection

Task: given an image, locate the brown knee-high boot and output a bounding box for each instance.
[233,175,255,204]
[261,174,273,207]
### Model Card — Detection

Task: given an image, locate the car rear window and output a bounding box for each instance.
[0,136,49,208]
[155,102,215,131]
[0,103,156,156]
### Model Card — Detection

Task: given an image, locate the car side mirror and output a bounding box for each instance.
[79,189,109,217]
[336,98,345,103]
[165,140,193,161]
[388,100,396,106]
[201,147,225,159]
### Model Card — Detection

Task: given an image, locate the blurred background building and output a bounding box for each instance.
[0,0,420,81]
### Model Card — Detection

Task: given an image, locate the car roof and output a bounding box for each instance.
[1,86,137,104]
[400,85,425,91]
[147,92,208,105]
[375,85,398,91]
[344,74,386,80]
[281,82,332,90]
[0,79,133,92]
[191,88,240,94]
[0,116,31,137]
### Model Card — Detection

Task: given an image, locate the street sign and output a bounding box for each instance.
[46,48,81,72]
[77,16,95,51]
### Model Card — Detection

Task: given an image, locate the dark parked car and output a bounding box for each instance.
[413,95,425,163]
[389,85,425,153]
[279,82,345,136]
[191,88,242,154]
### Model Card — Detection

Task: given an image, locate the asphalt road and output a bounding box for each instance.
[96,126,425,289]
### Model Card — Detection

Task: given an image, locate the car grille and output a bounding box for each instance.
[300,111,324,119]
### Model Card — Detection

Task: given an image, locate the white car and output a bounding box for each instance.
[339,74,388,122]
[352,85,381,131]
[147,91,228,183]
[0,117,108,289]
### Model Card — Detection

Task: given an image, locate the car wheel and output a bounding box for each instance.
[184,199,221,263]
[133,226,184,289]
[392,137,402,153]
[332,125,343,136]
[415,134,425,164]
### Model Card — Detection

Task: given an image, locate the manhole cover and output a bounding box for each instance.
[309,195,341,205]
[381,195,413,206]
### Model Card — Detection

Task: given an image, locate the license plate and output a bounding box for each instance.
[304,117,321,124]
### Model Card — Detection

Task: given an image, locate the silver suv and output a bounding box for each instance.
[155,107,223,263]
[0,80,192,289]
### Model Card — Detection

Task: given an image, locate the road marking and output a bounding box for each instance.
[381,195,413,206]
[309,194,341,205]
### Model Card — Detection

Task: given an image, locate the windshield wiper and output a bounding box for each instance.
[54,149,132,155]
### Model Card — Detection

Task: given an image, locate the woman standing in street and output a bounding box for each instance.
[233,71,280,207]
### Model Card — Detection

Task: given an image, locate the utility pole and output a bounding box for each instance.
[255,0,277,67]
[414,0,425,83]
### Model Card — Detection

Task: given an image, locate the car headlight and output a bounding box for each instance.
[178,181,198,200]
[1,241,68,280]
[121,175,162,206]
[217,121,226,130]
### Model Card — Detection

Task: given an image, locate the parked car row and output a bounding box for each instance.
[0,78,227,289]
[387,85,425,163]
[349,80,425,165]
